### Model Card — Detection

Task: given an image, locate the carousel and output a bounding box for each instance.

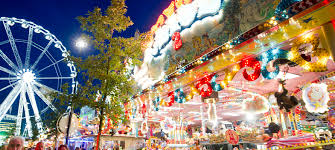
[124,0,335,149]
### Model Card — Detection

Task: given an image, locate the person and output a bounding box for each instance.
[57,145,68,150]
[8,136,25,150]
[75,147,80,150]
[35,142,44,150]
[0,144,8,150]
[238,143,244,150]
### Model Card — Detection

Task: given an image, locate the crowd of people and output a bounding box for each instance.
[0,136,72,150]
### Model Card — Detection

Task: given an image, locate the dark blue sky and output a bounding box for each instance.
[0,0,172,122]
[0,0,171,56]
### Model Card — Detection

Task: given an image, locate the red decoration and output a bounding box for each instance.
[295,106,301,114]
[172,32,182,50]
[225,129,239,145]
[239,57,261,81]
[142,104,146,118]
[125,110,129,120]
[102,118,112,134]
[195,74,214,97]
[167,92,175,106]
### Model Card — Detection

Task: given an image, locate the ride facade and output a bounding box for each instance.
[125,0,335,149]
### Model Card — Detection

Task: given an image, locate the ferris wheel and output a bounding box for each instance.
[0,17,76,137]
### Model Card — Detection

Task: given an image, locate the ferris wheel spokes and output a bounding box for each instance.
[3,21,23,69]
[0,66,16,76]
[0,82,22,122]
[0,48,19,72]
[31,84,57,112]
[22,89,33,137]
[0,81,19,93]
[31,40,53,70]
[36,58,65,74]
[36,76,74,80]
[15,88,25,136]
[0,77,18,80]
[25,26,34,69]
[26,83,43,133]
[34,81,57,93]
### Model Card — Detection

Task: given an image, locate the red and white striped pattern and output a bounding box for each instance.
[266,134,315,148]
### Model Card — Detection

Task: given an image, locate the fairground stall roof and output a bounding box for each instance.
[126,0,335,126]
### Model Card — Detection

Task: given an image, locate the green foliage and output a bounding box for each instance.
[42,2,148,149]
[44,3,148,148]
[43,84,71,139]
[30,119,39,141]
[74,0,148,124]
[71,2,149,148]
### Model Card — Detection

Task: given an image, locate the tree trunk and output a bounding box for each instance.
[96,55,110,150]
[96,107,104,150]
[54,132,58,150]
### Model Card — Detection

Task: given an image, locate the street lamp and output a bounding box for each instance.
[75,37,88,49]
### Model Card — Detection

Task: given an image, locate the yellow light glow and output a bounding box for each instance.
[186,95,192,101]
[302,63,311,70]
[320,57,329,65]
[175,0,183,8]
[303,33,313,40]
[220,81,226,88]
[163,1,175,18]
[273,21,278,25]
[233,65,239,72]
[183,0,192,4]
[157,15,165,27]
[151,24,158,33]
[227,75,232,80]
[288,51,295,60]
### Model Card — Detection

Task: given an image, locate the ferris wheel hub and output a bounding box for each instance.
[18,70,36,83]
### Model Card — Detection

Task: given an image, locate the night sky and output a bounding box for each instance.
[0,0,172,128]
[0,0,171,56]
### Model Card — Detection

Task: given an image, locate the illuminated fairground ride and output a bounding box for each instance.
[0,17,76,138]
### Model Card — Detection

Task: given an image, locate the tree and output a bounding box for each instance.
[43,83,72,148]
[31,119,39,141]
[75,0,149,149]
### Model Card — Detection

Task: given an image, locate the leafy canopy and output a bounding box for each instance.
[73,0,148,123]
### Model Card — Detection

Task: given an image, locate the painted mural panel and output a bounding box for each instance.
[134,0,278,89]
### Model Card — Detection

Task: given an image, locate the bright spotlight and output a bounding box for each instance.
[75,38,88,49]
[246,113,255,121]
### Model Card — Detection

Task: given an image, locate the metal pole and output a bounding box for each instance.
[66,80,77,146]
[65,107,73,145]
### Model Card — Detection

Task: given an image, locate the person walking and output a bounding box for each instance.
[57,145,68,150]
[7,137,25,150]
[35,142,44,150]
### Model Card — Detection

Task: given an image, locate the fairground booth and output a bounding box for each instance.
[63,107,145,150]
[125,0,335,149]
